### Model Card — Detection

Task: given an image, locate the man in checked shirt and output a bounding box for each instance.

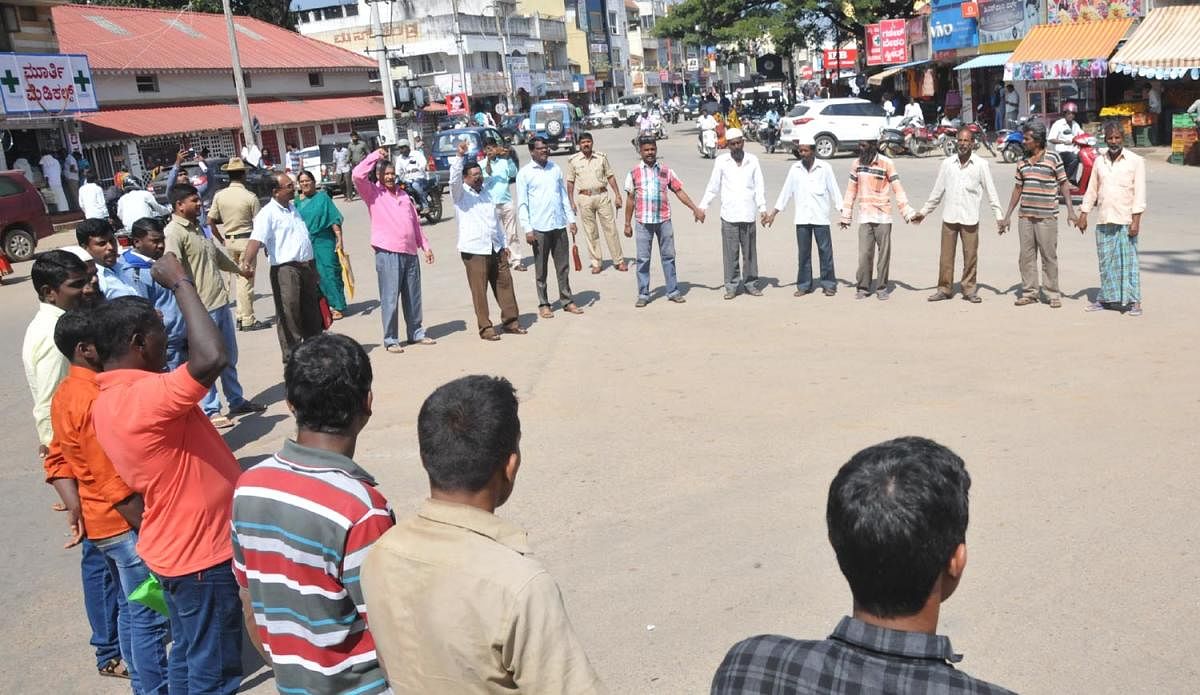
[711,437,1014,695]
[840,140,915,300]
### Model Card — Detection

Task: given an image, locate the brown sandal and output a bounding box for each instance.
[98,658,130,679]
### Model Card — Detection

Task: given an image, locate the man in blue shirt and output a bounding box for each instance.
[119,217,189,370]
[516,137,582,319]
[483,139,523,271]
[75,218,138,300]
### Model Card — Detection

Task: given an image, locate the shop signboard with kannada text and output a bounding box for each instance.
[931,4,980,52]
[0,53,98,116]
[1048,0,1140,24]
[822,48,858,71]
[866,20,908,66]
[979,0,1041,46]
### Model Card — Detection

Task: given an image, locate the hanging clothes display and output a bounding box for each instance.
[921,69,936,99]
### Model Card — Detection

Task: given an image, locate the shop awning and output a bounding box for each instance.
[956,52,1012,71]
[868,60,931,86]
[80,95,387,141]
[1009,18,1133,64]
[1110,6,1200,72]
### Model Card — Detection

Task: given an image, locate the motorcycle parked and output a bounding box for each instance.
[996,106,1038,163]
[880,115,936,157]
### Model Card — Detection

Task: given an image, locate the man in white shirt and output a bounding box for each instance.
[1004,84,1020,128]
[39,151,68,212]
[911,130,1003,303]
[62,149,80,212]
[765,136,843,297]
[241,173,323,361]
[904,100,925,126]
[394,139,428,209]
[333,143,353,200]
[698,128,766,299]
[77,170,108,220]
[116,179,169,231]
[1048,101,1084,183]
[450,139,524,340]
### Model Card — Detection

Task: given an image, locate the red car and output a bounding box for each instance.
[0,170,54,262]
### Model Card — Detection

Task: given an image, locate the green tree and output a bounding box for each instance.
[73,0,295,30]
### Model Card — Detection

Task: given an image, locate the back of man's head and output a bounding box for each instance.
[92,296,161,367]
[285,333,373,435]
[418,375,520,493]
[826,437,970,618]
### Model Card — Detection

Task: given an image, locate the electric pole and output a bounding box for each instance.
[450,0,469,94]
[221,0,255,150]
[368,0,396,116]
[491,1,513,113]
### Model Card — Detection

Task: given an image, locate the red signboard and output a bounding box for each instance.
[584,75,596,92]
[445,92,468,115]
[800,65,814,80]
[822,48,858,71]
[961,1,980,18]
[866,19,909,66]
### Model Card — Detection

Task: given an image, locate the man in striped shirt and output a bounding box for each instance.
[232,333,394,695]
[1000,121,1078,308]
[840,140,915,300]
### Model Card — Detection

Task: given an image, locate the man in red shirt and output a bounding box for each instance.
[93,253,243,695]
[51,309,169,693]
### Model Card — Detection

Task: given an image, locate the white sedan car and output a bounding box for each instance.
[779,98,889,159]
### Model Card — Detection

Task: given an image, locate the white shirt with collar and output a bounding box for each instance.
[1049,117,1084,154]
[251,198,314,265]
[698,151,766,224]
[918,153,1003,226]
[117,189,169,231]
[772,158,843,226]
[79,182,107,219]
[450,156,506,255]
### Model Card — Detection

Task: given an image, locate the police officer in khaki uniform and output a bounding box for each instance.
[564,132,627,273]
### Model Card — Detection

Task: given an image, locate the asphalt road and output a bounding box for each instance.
[2,121,1198,694]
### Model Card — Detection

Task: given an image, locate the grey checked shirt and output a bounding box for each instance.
[711,616,1014,694]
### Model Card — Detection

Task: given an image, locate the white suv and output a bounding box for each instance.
[779,98,889,159]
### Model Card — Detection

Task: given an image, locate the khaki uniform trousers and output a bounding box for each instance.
[224,235,257,326]
[576,191,624,267]
[1017,216,1060,301]
[937,222,979,297]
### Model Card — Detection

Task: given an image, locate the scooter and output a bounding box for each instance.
[996,106,1037,163]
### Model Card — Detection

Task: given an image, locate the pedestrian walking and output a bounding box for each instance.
[352,147,435,353]
[840,141,915,300]
[1004,84,1020,128]
[622,136,705,307]
[40,150,68,212]
[1077,123,1146,316]
[78,170,107,221]
[517,136,583,319]
[450,139,525,340]
[63,149,80,212]
[698,128,766,299]
[207,157,268,331]
[295,170,348,318]
[482,139,526,270]
[764,136,842,297]
[1000,121,1077,308]
[243,174,325,362]
[165,183,266,427]
[565,132,628,273]
[333,141,354,200]
[911,130,1003,303]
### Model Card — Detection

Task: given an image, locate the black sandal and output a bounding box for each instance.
[98,658,130,679]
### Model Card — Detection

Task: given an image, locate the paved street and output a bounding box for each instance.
[2,122,1198,693]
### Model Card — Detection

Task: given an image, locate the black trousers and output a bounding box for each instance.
[533,228,573,307]
[269,261,324,361]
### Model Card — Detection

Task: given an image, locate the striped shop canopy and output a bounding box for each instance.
[1110,5,1200,79]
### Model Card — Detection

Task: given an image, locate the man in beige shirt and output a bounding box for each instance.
[362,375,605,695]
[165,182,265,428]
[207,158,267,331]
[565,133,626,273]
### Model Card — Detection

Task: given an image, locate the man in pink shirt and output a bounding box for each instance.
[353,147,436,353]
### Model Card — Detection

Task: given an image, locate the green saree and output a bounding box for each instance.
[295,190,347,312]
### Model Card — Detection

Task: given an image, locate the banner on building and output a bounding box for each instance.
[0,53,98,116]
[1005,58,1109,81]
[507,55,532,93]
[445,92,468,115]
[931,4,980,52]
[866,20,909,66]
[1048,0,1140,24]
[979,0,1041,45]
[822,48,858,71]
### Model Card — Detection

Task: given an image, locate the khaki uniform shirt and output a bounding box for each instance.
[207,181,260,238]
[361,499,605,695]
[565,152,614,193]
[165,214,240,311]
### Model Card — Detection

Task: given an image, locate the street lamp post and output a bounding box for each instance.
[488,1,515,114]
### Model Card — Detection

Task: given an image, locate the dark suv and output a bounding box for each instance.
[0,170,54,262]
[427,127,520,190]
[150,158,277,207]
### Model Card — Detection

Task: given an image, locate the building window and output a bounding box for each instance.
[344,4,359,17]
[417,55,436,74]
[608,11,619,35]
[641,16,654,30]
[135,75,159,93]
[322,6,343,20]
[308,72,323,87]
[296,11,310,23]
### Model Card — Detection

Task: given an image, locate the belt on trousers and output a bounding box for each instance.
[577,187,608,196]
[224,232,251,239]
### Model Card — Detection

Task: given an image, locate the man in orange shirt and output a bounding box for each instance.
[93,254,243,695]
[51,309,169,694]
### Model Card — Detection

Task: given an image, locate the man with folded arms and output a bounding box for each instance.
[362,375,605,694]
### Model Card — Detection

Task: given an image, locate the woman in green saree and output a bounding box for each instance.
[295,170,347,318]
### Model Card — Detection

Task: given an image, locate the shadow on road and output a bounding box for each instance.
[346,299,380,316]
[1138,248,1200,276]
[226,414,288,453]
[426,319,467,340]
[574,289,601,307]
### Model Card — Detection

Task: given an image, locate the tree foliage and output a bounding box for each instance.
[73,0,295,30]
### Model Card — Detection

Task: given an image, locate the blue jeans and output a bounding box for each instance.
[159,561,243,695]
[199,305,247,416]
[81,539,121,669]
[795,224,836,292]
[635,220,679,300]
[375,250,425,346]
[96,532,169,694]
